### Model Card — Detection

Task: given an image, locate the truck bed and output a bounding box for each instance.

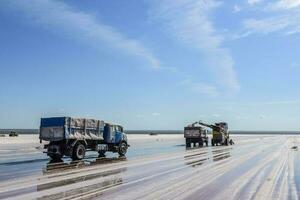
[40,117,104,141]
[184,127,206,138]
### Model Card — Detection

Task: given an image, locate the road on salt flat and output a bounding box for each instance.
[0,134,300,200]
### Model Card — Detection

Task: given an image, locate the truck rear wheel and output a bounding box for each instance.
[118,141,128,156]
[199,141,203,147]
[72,144,86,160]
[186,140,191,148]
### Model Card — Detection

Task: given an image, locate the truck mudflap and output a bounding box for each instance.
[46,144,62,155]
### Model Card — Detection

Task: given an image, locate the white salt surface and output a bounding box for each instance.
[0,134,300,200]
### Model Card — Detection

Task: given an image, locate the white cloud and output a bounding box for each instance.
[259,114,266,119]
[269,0,300,10]
[179,78,218,96]
[212,114,221,117]
[149,0,240,93]
[136,114,145,118]
[243,17,290,34]
[290,62,300,69]
[190,83,218,97]
[240,13,300,36]
[238,0,300,37]
[152,112,161,116]
[233,100,300,107]
[253,100,300,106]
[4,0,160,69]
[233,5,241,13]
[248,0,263,6]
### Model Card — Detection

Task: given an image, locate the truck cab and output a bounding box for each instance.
[103,123,127,145]
[100,123,128,157]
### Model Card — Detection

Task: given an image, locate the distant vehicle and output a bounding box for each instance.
[9,131,18,137]
[184,122,208,148]
[199,121,232,146]
[39,117,129,161]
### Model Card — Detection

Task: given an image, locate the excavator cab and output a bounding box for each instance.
[198,121,233,146]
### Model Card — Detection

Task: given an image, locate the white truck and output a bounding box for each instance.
[184,122,208,147]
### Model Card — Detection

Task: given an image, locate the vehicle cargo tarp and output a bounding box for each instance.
[40,117,104,141]
[67,118,104,140]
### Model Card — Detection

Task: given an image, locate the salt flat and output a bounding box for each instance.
[0,134,300,200]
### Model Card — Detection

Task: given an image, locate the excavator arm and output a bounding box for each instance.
[198,121,217,130]
[187,122,199,127]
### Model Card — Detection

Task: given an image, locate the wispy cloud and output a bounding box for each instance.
[259,114,266,119]
[233,5,241,13]
[237,0,300,37]
[3,0,160,69]
[179,78,218,97]
[248,0,263,6]
[251,100,300,106]
[212,113,221,117]
[232,100,300,107]
[241,13,300,36]
[268,0,300,10]
[149,0,240,93]
[243,16,290,34]
[151,112,161,116]
[191,82,218,97]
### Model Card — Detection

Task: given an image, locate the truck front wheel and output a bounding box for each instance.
[72,144,86,160]
[118,141,128,157]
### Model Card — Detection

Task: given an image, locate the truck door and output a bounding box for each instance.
[104,124,115,143]
[114,126,123,144]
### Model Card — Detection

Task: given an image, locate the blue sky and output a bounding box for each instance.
[0,0,300,130]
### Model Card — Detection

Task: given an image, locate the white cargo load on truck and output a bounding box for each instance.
[40,117,105,141]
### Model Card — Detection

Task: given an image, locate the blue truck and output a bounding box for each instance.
[39,117,129,160]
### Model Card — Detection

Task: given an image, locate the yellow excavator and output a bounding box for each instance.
[198,121,233,146]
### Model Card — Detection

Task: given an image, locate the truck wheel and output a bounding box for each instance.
[225,139,229,146]
[186,140,191,148]
[72,144,86,160]
[199,141,203,147]
[118,141,128,156]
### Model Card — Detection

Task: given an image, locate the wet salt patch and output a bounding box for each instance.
[1,134,299,200]
[0,134,40,144]
[98,139,281,200]
[189,139,287,200]
[293,150,300,195]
